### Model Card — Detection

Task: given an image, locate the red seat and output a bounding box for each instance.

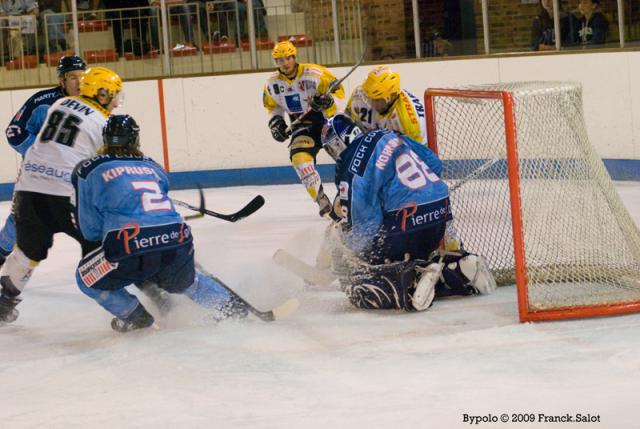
[278,34,312,47]
[6,55,38,70]
[78,20,109,33]
[124,50,160,61]
[202,40,235,54]
[43,51,75,67]
[240,37,273,51]
[84,49,119,63]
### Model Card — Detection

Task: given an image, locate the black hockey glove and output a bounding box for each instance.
[310,93,334,112]
[268,115,289,142]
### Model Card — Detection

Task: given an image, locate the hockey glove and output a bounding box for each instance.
[310,93,334,112]
[268,115,289,142]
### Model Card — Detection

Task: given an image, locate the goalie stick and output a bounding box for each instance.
[172,188,265,223]
[273,248,337,287]
[195,261,300,321]
[286,40,368,135]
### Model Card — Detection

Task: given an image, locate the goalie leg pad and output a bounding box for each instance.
[0,247,39,296]
[412,262,443,311]
[458,253,497,295]
[343,260,417,311]
[432,251,496,297]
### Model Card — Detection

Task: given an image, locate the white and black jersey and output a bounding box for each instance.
[15,96,110,197]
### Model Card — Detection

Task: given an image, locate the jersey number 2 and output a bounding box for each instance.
[132,181,172,212]
[40,110,82,147]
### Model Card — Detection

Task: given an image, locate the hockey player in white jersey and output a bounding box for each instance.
[346,66,427,145]
[0,56,87,269]
[0,66,123,323]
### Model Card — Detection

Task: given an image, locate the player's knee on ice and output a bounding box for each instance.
[183,273,249,320]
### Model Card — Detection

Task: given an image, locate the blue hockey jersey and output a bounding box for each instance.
[334,129,451,253]
[6,86,64,155]
[72,154,191,262]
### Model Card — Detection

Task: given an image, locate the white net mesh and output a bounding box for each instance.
[427,82,640,314]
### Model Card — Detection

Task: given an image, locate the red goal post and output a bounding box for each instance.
[424,83,640,322]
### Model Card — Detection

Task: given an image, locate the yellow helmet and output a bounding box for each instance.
[272,40,297,59]
[79,66,123,98]
[362,66,401,100]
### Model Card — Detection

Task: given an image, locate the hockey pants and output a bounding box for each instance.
[76,243,234,319]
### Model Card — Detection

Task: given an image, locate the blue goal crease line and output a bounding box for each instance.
[0,160,638,201]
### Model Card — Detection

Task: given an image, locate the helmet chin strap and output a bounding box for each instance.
[378,94,399,115]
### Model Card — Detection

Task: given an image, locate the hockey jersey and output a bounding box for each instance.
[72,154,190,262]
[5,86,65,155]
[334,129,450,253]
[15,96,109,197]
[346,87,427,145]
[262,63,345,121]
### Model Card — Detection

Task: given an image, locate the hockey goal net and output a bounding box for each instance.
[424,82,640,322]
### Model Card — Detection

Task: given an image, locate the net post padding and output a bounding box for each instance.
[424,82,640,322]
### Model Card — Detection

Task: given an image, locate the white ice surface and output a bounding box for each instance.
[1,183,640,429]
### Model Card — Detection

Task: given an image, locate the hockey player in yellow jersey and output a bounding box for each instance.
[262,40,345,218]
[346,65,427,145]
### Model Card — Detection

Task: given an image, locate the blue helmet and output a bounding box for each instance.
[56,55,86,78]
[103,115,140,149]
[321,114,362,160]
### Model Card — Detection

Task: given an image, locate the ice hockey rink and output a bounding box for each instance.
[1,182,639,429]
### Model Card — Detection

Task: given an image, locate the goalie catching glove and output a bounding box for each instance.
[268,115,289,142]
[309,93,334,112]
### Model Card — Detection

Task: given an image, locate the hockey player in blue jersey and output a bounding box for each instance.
[72,115,248,332]
[0,56,87,268]
[321,114,496,312]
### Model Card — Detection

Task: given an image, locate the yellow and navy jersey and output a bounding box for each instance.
[262,63,345,121]
[346,86,427,145]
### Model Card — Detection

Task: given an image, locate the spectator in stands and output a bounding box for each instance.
[149,0,198,51]
[253,0,268,38]
[71,0,99,19]
[423,29,451,57]
[575,0,608,45]
[39,0,67,53]
[0,0,39,59]
[531,0,578,51]
[211,0,267,43]
[103,0,151,58]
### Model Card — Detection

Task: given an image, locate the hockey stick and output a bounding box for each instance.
[195,261,300,322]
[285,40,368,135]
[182,186,205,220]
[173,191,265,223]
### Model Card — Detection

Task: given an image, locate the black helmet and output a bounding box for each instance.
[103,115,140,149]
[56,55,86,78]
[321,114,362,160]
